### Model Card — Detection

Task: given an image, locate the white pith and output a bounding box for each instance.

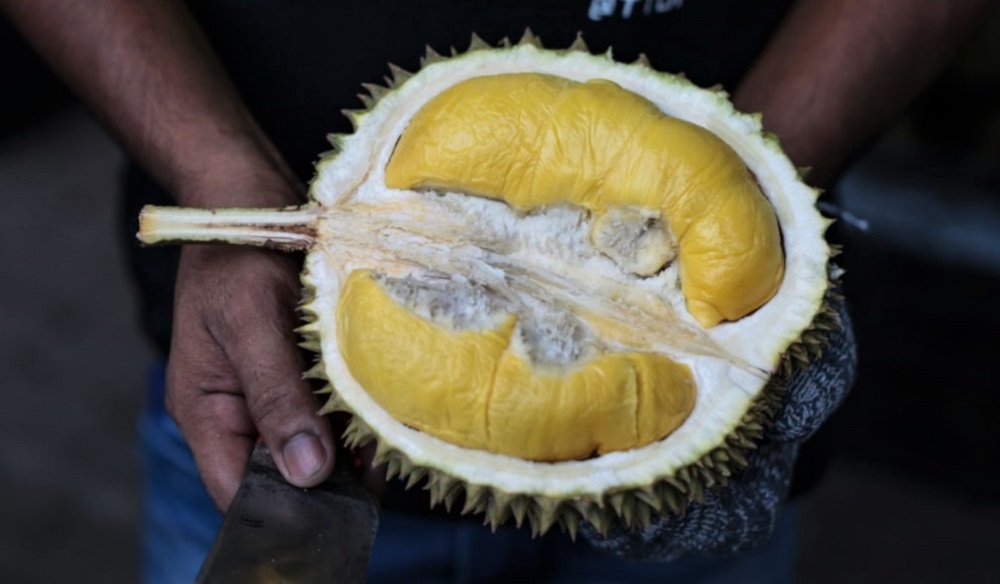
[304,45,829,497]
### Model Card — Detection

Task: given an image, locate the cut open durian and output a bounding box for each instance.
[138,32,837,538]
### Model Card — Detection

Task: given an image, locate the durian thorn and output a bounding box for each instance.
[620,496,637,527]
[386,63,413,87]
[510,496,529,528]
[362,82,390,102]
[302,361,326,380]
[137,205,317,251]
[420,45,446,67]
[356,93,374,109]
[634,52,651,67]
[403,467,427,491]
[372,441,393,467]
[608,492,627,517]
[294,321,319,335]
[384,456,402,481]
[660,484,683,514]
[443,487,462,512]
[342,417,375,449]
[427,475,458,508]
[468,32,491,52]
[518,27,542,47]
[325,133,346,151]
[531,503,560,538]
[318,393,348,415]
[585,507,612,536]
[562,510,580,542]
[689,479,705,504]
[460,485,485,516]
[634,485,662,512]
[498,36,512,48]
[485,492,514,532]
[634,501,653,529]
[568,32,589,53]
[342,109,366,131]
[298,339,321,352]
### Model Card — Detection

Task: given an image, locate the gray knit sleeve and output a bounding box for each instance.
[581,297,857,561]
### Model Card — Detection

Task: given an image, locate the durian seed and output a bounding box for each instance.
[590,206,676,276]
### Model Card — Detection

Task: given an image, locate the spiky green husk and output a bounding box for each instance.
[291,31,838,537]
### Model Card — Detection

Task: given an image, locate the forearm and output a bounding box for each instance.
[734,0,994,188]
[1,0,300,207]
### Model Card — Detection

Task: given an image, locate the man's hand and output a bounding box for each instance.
[0,0,352,509]
[167,245,336,509]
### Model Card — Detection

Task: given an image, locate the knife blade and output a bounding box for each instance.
[195,442,379,583]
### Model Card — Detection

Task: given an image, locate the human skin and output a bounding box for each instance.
[1,0,992,511]
[734,0,994,188]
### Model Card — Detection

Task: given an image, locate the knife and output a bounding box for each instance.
[195,442,379,583]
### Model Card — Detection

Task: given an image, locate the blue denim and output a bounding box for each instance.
[141,362,799,583]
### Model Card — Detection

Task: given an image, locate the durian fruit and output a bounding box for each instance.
[139,32,837,538]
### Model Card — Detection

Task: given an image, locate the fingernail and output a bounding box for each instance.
[282,433,326,482]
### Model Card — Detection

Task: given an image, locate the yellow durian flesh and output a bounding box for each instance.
[337,269,695,462]
[384,73,785,326]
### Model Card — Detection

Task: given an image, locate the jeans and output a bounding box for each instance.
[141,363,800,583]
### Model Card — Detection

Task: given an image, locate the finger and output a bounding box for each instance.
[214,251,336,489]
[166,299,258,511]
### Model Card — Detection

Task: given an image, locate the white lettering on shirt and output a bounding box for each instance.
[588,0,685,21]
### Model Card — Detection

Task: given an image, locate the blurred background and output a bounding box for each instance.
[2,8,999,584]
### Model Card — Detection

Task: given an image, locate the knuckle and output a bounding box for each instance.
[246,378,304,430]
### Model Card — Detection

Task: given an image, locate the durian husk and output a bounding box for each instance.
[139,31,838,538]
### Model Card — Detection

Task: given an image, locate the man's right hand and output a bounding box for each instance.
[166,245,337,510]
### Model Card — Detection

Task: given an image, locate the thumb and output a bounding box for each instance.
[216,252,336,487]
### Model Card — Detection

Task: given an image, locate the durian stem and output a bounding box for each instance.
[137,205,319,251]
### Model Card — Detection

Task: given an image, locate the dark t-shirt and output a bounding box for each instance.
[121,0,832,511]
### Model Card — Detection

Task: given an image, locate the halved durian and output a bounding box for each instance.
[139,32,837,538]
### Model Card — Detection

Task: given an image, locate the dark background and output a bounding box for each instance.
[1,8,999,583]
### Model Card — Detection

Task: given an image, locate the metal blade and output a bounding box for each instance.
[195,443,379,583]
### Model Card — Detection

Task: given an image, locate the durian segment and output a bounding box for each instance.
[336,269,696,461]
[384,73,784,326]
